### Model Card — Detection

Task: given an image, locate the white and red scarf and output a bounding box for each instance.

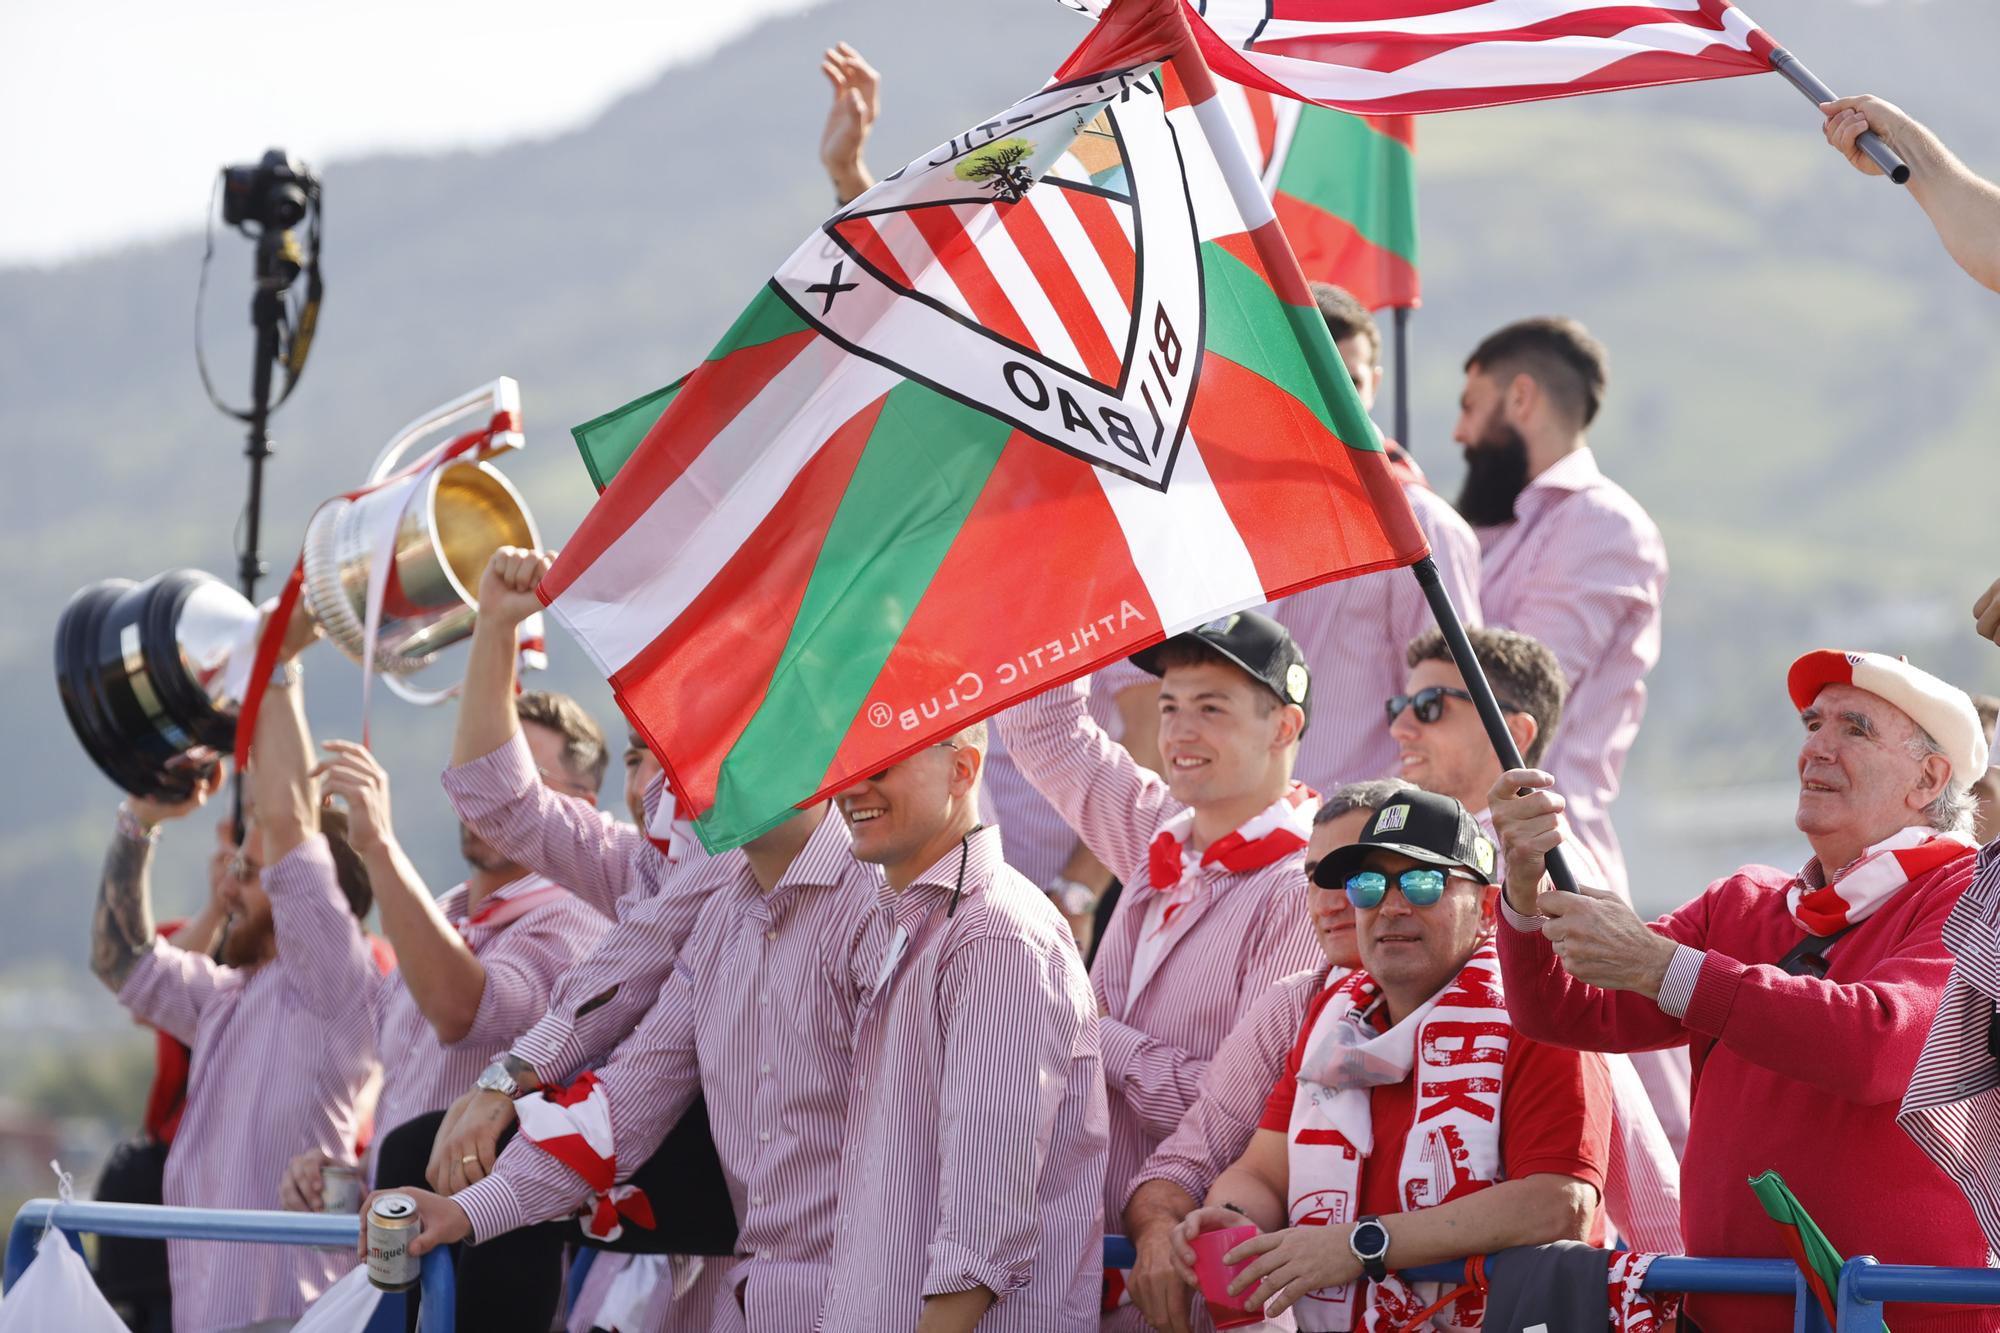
[453,875,566,951]
[514,1072,656,1242]
[1285,942,1509,1332]
[1147,782,1318,892]
[1787,826,1975,936]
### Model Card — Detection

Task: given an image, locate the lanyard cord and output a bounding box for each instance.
[946,823,986,919]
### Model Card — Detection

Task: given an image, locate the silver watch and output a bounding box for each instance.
[476,1060,527,1099]
[1047,877,1097,917]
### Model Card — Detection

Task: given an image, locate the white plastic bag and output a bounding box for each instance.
[0,1227,130,1333]
[290,1265,384,1333]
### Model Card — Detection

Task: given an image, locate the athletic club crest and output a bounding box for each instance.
[773,64,1206,492]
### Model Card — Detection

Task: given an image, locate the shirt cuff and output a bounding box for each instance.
[452,1174,530,1245]
[1499,892,1548,934]
[923,1238,1026,1301]
[509,1019,582,1089]
[440,732,539,823]
[1098,1017,1144,1083]
[1655,945,1707,1019]
[1124,1163,1208,1221]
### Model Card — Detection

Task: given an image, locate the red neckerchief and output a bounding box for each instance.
[1147,783,1317,890]
[1384,438,1428,490]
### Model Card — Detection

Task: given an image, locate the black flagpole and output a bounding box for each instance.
[1767,47,1908,184]
[1411,557,1582,895]
[1391,306,1411,449]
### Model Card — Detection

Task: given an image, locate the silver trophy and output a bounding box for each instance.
[56,379,538,799]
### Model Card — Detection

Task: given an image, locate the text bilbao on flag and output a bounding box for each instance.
[540,57,1428,853]
[1056,0,1777,115]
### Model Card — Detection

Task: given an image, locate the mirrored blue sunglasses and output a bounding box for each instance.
[1344,867,1453,909]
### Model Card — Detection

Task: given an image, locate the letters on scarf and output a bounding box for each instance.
[1284,941,1509,1331]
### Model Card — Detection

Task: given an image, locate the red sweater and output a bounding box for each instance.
[1498,852,1998,1333]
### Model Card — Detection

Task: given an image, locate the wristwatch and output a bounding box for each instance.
[1046,876,1097,917]
[475,1056,542,1100]
[1349,1214,1391,1283]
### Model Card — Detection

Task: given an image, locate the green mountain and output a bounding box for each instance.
[3,0,1997,973]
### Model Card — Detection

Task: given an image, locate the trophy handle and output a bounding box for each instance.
[368,376,524,485]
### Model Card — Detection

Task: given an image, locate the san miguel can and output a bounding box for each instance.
[320,1165,363,1215]
[367,1193,421,1292]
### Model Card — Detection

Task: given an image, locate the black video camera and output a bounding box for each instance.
[220,149,317,232]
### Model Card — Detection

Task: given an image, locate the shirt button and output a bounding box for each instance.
[751,1194,765,1207]
[758,1130,771,1142]
[765,929,777,941]
[759,994,769,1005]
[760,1063,772,1077]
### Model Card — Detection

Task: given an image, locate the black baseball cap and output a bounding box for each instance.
[1311,789,1497,888]
[1129,611,1311,731]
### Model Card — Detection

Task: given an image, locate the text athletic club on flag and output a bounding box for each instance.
[542,22,1431,852]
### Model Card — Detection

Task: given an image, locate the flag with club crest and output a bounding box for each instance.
[543,21,1429,852]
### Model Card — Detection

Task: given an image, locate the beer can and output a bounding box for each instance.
[367,1193,421,1292]
[320,1165,363,1214]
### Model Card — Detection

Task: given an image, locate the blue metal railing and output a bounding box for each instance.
[4,1199,456,1333]
[1105,1235,2000,1332]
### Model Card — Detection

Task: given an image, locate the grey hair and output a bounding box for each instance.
[1315,778,1419,826]
[1907,728,1976,834]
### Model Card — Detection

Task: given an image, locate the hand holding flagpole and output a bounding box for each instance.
[1767,48,1908,184]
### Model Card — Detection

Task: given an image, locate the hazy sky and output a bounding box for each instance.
[1,0,824,267]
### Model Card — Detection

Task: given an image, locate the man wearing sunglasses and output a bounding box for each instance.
[1392,626,1693,1175]
[1121,779,1413,1333]
[1492,649,1994,1332]
[1000,612,1326,1309]
[1176,789,1612,1329]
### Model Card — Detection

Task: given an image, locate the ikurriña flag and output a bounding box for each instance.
[1212,84,1418,309]
[543,41,1430,853]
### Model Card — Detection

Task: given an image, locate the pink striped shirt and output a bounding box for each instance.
[981,667,1135,889]
[816,826,1107,1332]
[1267,477,1483,793]
[454,812,882,1333]
[1475,447,1667,904]
[1126,967,1331,1214]
[367,875,609,1178]
[1901,835,2000,1253]
[117,837,377,1333]
[998,682,1324,1224]
[441,734,721,1084]
[440,731,701,923]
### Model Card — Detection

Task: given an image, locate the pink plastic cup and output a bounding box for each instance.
[1189,1223,1263,1329]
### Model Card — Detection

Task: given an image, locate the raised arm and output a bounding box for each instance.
[92,770,231,1039]
[1823,95,2000,294]
[248,654,375,1021]
[443,548,641,916]
[819,42,880,206]
[318,738,484,1042]
[996,677,1176,887]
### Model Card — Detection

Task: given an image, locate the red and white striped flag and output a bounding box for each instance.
[1064,0,1778,115]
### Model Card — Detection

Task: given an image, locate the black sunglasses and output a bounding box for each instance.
[1384,685,1522,726]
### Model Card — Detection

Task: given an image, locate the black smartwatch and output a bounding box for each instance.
[1349,1214,1391,1283]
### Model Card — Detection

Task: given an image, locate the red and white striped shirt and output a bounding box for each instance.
[367,874,609,1178]
[1901,835,2000,1253]
[454,811,881,1333]
[998,681,1324,1223]
[817,826,1106,1331]
[981,667,1137,889]
[1126,967,1331,1214]
[117,837,378,1333]
[1267,475,1483,794]
[440,732,706,923]
[441,734,722,1085]
[1476,447,1668,906]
